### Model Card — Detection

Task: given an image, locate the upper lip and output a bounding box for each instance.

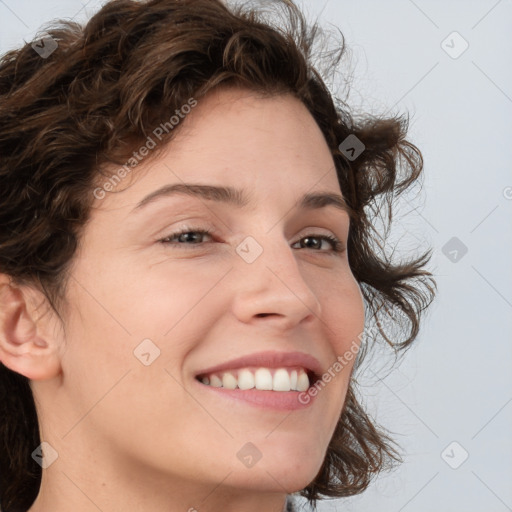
[194,350,323,380]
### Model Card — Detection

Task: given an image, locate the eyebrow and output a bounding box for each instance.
[131,183,354,218]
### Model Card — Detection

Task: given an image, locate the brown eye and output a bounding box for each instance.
[159,228,213,247]
[292,234,345,254]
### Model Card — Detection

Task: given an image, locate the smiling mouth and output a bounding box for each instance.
[195,366,319,392]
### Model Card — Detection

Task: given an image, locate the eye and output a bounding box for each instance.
[158,227,214,246]
[291,234,345,254]
[158,226,345,254]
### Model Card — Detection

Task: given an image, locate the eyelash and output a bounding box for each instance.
[158,227,345,254]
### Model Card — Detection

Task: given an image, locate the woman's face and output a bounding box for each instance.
[32,87,365,503]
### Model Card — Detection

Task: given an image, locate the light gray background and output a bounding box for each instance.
[1,1,510,511]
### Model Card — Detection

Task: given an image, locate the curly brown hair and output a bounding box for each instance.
[0,0,436,510]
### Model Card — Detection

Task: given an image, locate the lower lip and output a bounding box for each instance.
[194,380,317,410]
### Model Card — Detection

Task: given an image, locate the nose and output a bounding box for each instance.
[231,234,322,330]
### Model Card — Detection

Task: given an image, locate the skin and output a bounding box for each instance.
[0,87,365,512]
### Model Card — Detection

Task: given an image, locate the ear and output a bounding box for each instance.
[0,274,62,381]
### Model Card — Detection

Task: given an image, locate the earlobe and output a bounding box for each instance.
[0,275,62,381]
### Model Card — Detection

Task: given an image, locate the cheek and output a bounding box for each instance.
[320,272,365,350]
[125,258,232,332]
[72,253,230,347]
[314,273,365,410]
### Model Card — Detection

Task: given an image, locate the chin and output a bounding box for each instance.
[224,439,326,494]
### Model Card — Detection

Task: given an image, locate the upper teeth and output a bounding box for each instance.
[200,367,310,392]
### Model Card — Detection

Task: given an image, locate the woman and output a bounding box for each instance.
[0,0,436,511]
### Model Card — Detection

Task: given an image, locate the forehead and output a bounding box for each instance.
[93,87,342,212]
